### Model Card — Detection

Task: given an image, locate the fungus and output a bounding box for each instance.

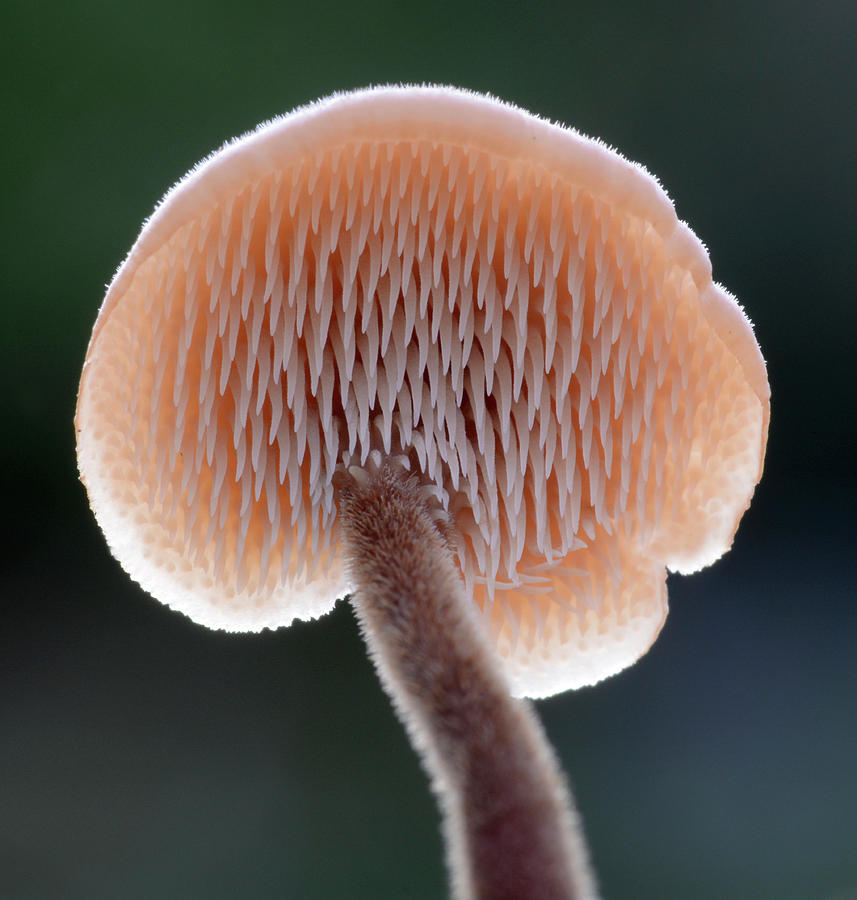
[77,86,769,899]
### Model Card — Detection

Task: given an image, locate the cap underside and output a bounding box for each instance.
[77,87,768,697]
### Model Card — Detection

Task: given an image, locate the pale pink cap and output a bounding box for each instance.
[77,86,769,697]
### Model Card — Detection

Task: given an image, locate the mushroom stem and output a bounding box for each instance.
[337,464,597,900]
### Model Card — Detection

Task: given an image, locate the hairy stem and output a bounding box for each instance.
[337,465,596,900]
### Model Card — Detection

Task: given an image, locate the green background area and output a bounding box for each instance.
[2,1,855,897]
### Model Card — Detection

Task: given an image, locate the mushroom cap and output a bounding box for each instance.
[77,86,769,698]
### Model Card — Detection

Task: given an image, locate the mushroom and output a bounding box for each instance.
[76,86,769,898]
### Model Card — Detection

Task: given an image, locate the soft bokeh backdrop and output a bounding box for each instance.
[3,1,855,898]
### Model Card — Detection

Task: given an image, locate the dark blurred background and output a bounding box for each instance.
[2,0,855,897]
